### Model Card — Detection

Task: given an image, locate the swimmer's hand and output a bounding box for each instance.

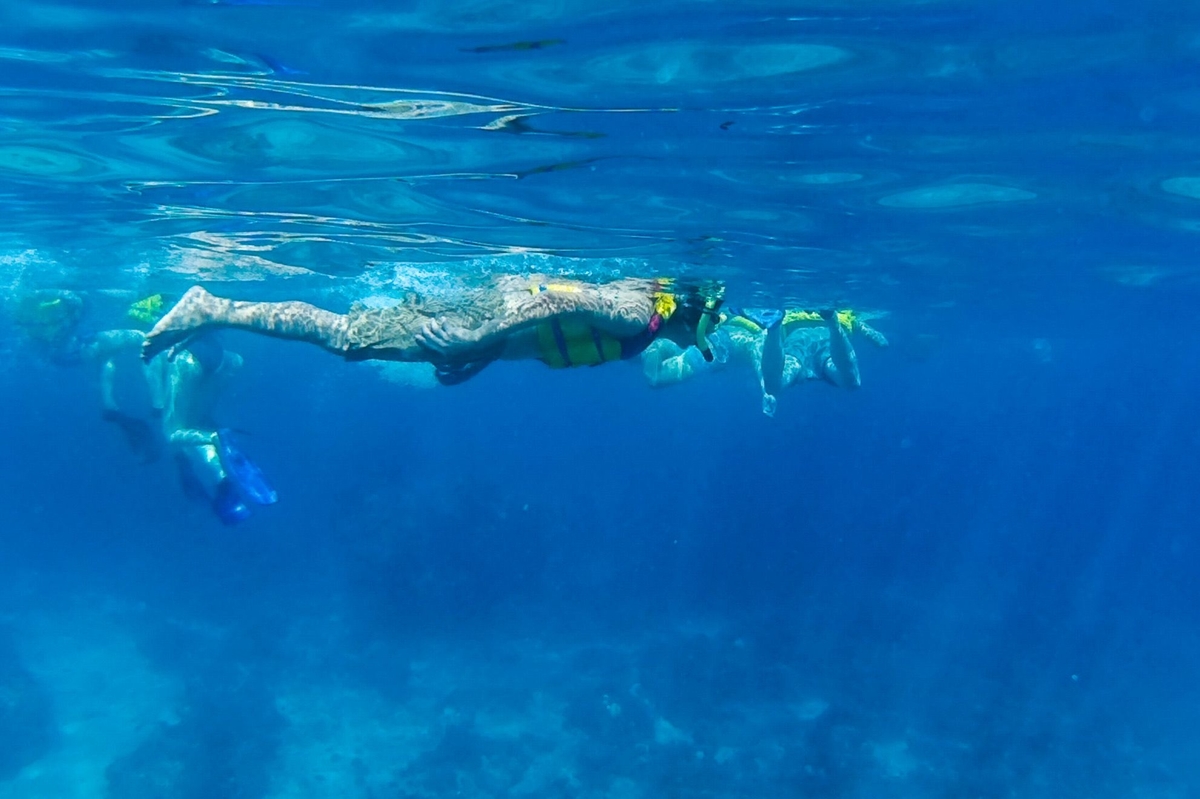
[416,319,488,359]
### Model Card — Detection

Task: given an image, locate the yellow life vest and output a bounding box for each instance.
[530,281,676,369]
[723,309,856,334]
[782,309,856,333]
[537,318,624,368]
[128,294,165,326]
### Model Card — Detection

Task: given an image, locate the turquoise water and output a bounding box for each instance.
[3,1,1200,797]
[7,0,1199,303]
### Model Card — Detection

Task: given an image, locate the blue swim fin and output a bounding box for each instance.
[740,308,784,330]
[213,479,252,526]
[216,429,278,506]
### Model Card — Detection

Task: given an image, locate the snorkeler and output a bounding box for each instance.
[10,289,161,457]
[141,331,276,525]
[11,289,88,364]
[141,276,724,385]
[94,296,275,524]
[149,333,276,525]
[79,327,164,462]
[11,288,274,522]
[642,307,889,416]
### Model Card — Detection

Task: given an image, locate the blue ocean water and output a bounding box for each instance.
[2,0,1200,796]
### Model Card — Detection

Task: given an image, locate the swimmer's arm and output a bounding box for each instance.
[419,286,652,357]
[83,330,146,414]
[503,286,652,338]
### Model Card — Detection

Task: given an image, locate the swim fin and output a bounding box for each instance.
[215,429,278,505]
[213,479,252,526]
[740,308,784,330]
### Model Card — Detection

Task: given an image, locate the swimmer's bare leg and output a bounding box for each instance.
[79,329,162,461]
[738,332,774,415]
[143,286,350,361]
[78,330,144,412]
[820,309,861,389]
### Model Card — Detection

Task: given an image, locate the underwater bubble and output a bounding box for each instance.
[1161,176,1200,199]
[878,182,1035,209]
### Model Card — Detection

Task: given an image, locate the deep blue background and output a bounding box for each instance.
[3,287,1198,740]
[4,0,1200,793]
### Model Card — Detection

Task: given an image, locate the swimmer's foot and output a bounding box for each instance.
[142,286,223,361]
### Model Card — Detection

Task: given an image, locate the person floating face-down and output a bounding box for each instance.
[139,275,727,385]
[85,296,277,525]
[641,307,889,416]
